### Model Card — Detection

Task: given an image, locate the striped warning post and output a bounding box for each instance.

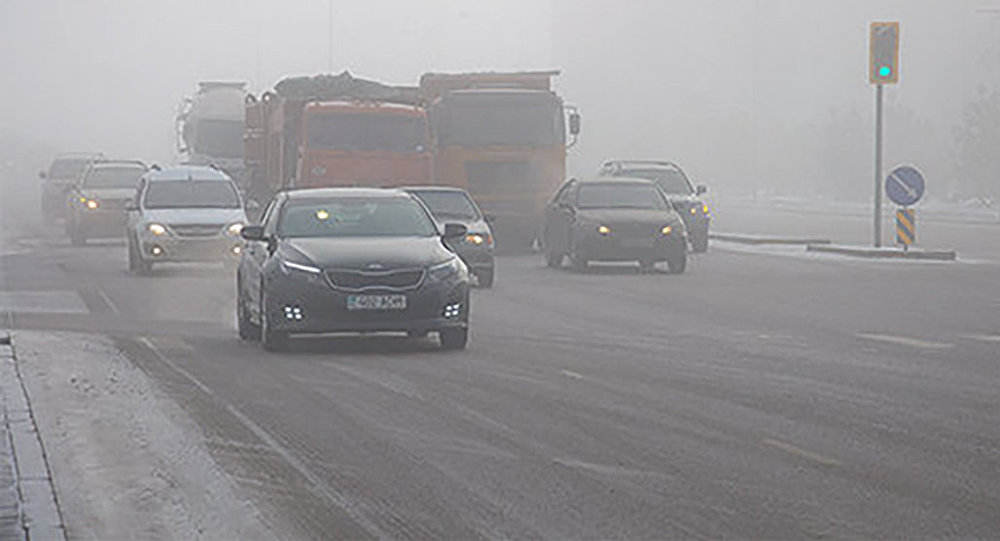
[896,208,915,246]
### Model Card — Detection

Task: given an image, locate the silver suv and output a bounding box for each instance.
[126,165,248,274]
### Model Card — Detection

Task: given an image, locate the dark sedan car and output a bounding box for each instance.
[599,160,711,252]
[542,176,687,273]
[237,188,472,351]
[404,186,496,288]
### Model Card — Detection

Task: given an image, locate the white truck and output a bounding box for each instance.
[177,82,247,182]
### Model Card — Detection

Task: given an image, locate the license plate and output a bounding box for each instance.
[621,238,654,248]
[346,294,407,311]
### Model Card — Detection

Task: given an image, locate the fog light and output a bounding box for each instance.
[232,245,242,255]
[442,303,462,319]
[150,245,163,257]
[283,305,304,321]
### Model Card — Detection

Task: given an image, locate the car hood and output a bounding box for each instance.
[142,208,247,225]
[281,236,455,270]
[576,208,682,225]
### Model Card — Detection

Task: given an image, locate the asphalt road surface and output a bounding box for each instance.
[2,217,999,539]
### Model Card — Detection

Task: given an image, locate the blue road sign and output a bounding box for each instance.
[885,165,925,207]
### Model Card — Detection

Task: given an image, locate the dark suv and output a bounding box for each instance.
[599,160,711,252]
[39,152,103,222]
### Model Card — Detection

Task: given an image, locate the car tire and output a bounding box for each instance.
[545,245,564,268]
[691,232,709,253]
[439,327,468,350]
[128,236,152,275]
[666,246,687,275]
[260,291,289,352]
[236,280,261,341]
[477,268,495,288]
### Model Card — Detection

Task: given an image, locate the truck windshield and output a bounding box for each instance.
[621,168,694,195]
[144,180,241,209]
[194,120,244,159]
[279,198,437,238]
[577,183,669,210]
[84,165,145,189]
[306,113,428,153]
[408,190,481,220]
[435,94,564,147]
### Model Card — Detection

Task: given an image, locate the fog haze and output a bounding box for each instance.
[2,0,998,199]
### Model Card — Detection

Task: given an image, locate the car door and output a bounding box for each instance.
[544,180,577,254]
[243,196,282,320]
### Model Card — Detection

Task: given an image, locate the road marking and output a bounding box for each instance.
[144,335,194,352]
[856,333,953,349]
[560,369,584,380]
[136,337,388,538]
[97,289,120,314]
[964,334,1000,343]
[0,290,89,314]
[762,438,842,467]
[553,457,673,480]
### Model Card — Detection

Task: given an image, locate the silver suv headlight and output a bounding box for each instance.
[427,257,467,283]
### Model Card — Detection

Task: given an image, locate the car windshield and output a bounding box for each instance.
[279,198,438,238]
[47,158,93,180]
[577,183,670,210]
[306,113,428,153]
[193,120,244,159]
[409,190,481,220]
[83,165,145,189]
[620,168,694,194]
[143,180,241,209]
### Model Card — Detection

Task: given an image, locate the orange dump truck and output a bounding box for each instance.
[244,72,430,203]
[420,71,580,249]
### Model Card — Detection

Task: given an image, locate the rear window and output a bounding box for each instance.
[620,168,693,195]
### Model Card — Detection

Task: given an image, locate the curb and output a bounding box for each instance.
[0,332,67,541]
[806,244,957,261]
[710,233,832,245]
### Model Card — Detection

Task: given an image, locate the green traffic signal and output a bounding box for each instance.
[879,66,891,77]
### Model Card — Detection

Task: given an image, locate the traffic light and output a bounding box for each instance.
[870,22,900,84]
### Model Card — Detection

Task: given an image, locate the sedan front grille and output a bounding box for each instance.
[170,224,224,237]
[324,268,426,291]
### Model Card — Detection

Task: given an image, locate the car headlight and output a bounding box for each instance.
[147,223,167,236]
[427,257,465,283]
[281,259,322,275]
[464,232,493,247]
[689,207,698,215]
[227,222,245,236]
[661,225,674,235]
[596,225,611,236]
[702,203,710,214]
[85,198,99,210]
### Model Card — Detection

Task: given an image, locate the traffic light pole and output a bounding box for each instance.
[873,83,883,248]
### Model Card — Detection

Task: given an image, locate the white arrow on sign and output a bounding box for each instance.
[888,172,918,199]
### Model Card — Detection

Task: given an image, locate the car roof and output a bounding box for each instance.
[577,175,657,185]
[89,160,146,169]
[144,165,232,182]
[601,160,684,171]
[401,186,470,194]
[283,187,412,200]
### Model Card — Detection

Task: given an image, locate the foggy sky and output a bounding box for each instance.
[2,0,997,198]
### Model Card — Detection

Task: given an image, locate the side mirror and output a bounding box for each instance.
[568,112,581,136]
[38,171,46,180]
[483,213,496,223]
[696,185,708,195]
[241,225,266,241]
[443,223,468,239]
